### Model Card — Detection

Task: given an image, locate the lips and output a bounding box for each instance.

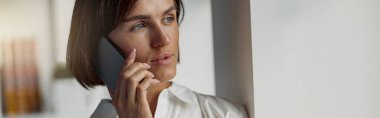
[150,52,174,65]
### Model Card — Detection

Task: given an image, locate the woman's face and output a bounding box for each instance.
[108,0,179,82]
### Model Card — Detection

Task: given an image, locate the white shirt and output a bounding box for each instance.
[90,83,247,118]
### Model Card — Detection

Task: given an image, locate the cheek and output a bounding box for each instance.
[135,47,150,62]
[118,35,150,59]
[164,26,179,47]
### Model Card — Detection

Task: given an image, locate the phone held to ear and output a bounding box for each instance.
[96,36,125,92]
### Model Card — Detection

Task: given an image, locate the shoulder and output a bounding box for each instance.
[90,99,117,118]
[194,92,248,118]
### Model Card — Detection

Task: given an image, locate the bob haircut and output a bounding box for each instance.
[67,0,184,89]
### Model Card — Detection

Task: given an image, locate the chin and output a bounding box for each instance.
[152,66,176,82]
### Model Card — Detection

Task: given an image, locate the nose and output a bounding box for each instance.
[151,26,171,48]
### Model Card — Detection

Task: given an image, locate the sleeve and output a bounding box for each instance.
[196,93,248,118]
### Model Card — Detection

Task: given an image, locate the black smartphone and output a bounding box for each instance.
[96,36,125,92]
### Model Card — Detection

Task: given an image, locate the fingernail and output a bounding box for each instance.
[128,48,136,59]
[143,63,151,68]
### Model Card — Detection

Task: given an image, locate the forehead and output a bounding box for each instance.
[129,0,175,16]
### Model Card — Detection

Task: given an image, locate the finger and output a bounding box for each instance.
[124,69,155,103]
[141,78,160,91]
[123,48,136,68]
[122,62,151,78]
[118,62,149,102]
[114,48,137,105]
[129,69,155,84]
[119,62,151,100]
[136,78,160,105]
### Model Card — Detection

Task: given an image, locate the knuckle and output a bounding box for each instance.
[129,75,138,82]
[140,70,149,75]
[124,67,133,75]
[137,85,146,92]
[121,72,131,79]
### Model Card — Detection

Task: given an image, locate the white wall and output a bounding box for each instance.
[251,0,380,118]
[51,0,75,64]
[174,0,215,95]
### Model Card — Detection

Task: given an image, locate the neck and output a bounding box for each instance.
[146,81,171,116]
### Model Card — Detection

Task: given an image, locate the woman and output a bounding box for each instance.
[67,0,247,117]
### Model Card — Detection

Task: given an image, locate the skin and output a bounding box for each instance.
[107,0,179,117]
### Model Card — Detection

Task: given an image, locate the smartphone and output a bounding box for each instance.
[96,36,125,92]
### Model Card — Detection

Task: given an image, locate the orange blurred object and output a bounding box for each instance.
[1,38,42,116]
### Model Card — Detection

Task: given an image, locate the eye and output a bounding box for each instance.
[163,15,175,24]
[131,23,145,31]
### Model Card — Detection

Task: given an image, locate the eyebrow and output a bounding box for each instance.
[163,6,176,16]
[123,6,176,22]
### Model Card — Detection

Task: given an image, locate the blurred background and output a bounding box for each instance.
[0,0,215,117]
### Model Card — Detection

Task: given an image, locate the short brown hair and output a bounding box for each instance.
[67,0,184,89]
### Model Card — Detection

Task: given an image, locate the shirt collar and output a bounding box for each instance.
[166,82,198,105]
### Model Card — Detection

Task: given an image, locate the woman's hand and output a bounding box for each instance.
[111,48,160,118]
